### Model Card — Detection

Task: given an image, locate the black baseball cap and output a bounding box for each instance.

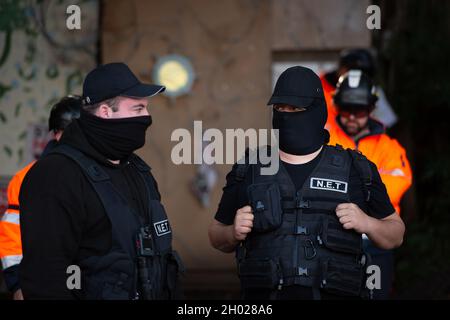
[268,66,325,109]
[82,62,165,105]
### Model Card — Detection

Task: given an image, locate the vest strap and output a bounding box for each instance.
[7,204,20,211]
[282,199,338,212]
[47,144,137,259]
[348,149,372,202]
[130,154,151,172]
[235,163,250,182]
[238,145,364,298]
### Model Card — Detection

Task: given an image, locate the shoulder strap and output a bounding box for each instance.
[235,163,250,182]
[129,154,160,201]
[47,144,110,182]
[235,147,252,182]
[129,154,151,172]
[47,144,138,258]
[347,149,372,202]
[235,146,267,182]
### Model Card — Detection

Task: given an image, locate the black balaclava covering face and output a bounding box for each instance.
[272,100,329,156]
[79,110,152,161]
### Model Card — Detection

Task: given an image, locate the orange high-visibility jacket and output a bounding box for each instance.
[320,73,338,124]
[0,161,35,270]
[326,119,412,214]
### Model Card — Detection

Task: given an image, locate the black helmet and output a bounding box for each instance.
[333,70,378,109]
[48,95,82,132]
[339,49,375,77]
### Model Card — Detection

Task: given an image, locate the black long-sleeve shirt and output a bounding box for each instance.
[19,120,159,299]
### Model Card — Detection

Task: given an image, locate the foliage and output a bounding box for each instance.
[377,0,450,298]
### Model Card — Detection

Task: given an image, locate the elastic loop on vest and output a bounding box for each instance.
[7,204,20,211]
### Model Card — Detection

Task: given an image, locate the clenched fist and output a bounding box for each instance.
[336,203,369,234]
[233,205,254,241]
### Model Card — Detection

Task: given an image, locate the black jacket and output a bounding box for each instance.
[19,119,160,299]
[2,140,59,294]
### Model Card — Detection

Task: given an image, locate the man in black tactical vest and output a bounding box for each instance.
[19,63,183,300]
[208,66,405,300]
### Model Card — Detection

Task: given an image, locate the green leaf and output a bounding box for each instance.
[14,103,22,117]
[46,65,59,79]
[17,65,36,81]
[0,82,12,98]
[3,145,12,158]
[0,111,7,123]
[18,130,26,140]
[66,70,83,95]
[17,148,23,164]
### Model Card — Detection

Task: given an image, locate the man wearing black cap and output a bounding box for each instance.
[19,63,183,300]
[209,66,405,299]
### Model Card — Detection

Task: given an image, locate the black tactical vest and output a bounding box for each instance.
[236,145,371,299]
[48,144,184,300]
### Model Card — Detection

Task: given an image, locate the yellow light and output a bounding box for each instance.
[158,61,189,92]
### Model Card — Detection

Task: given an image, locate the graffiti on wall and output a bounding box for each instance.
[0,0,98,175]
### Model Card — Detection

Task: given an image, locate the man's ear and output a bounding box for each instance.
[54,130,63,141]
[96,103,111,118]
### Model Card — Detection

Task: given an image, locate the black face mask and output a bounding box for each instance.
[272,102,329,156]
[79,111,152,160]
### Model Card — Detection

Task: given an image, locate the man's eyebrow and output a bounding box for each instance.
[131,103,146,109]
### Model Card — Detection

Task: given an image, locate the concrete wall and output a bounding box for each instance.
[272,0,371,50]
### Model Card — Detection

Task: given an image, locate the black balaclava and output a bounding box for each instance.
[272,100,329,156]
[78,110,152,161]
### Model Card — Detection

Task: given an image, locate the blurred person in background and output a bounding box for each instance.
[320,48,398,128]
[0,96,81,300]
[327,70,412,299]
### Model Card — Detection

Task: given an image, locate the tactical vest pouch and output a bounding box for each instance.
[321,258,364,297]
[136,200,177,300]
[101,272,132,300]
[80,252,135,300]
[238,259,281,289]
[247,183,283,232]
[320,217,362,255]
[166,251,185,299]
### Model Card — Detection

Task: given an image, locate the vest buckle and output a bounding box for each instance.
[296,226,308,235]
[297,267,308,276]
[296,199,310,209]
[255,200,265,212]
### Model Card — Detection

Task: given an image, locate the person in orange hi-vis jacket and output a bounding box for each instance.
[320,48,398,129]
[326,70,412,300]
[0,96,81,300]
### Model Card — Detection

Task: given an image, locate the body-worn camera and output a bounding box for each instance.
[136,226,154,257]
